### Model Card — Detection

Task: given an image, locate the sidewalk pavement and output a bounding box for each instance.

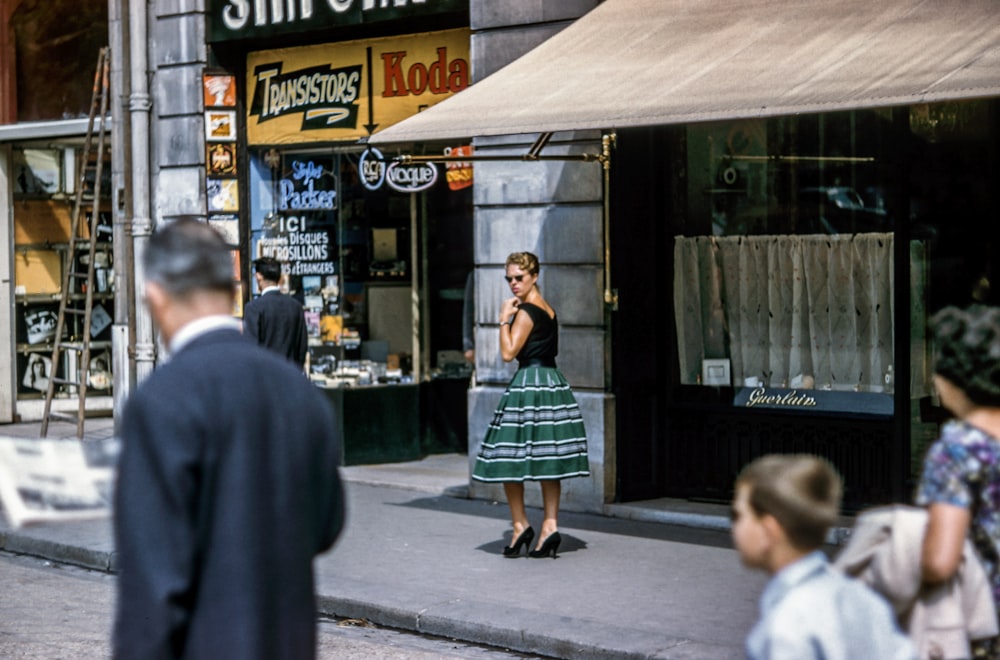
[1,417,801,658]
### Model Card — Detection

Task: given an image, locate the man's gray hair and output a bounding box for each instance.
[143,218,235,296]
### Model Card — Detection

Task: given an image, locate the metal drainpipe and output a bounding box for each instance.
[129,0,155,385]
[108,0,133,421]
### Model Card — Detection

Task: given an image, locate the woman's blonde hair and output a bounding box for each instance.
[505,252,540,275]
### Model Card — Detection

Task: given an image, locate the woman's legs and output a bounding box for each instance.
[537,480,561,546]
[503,482,531,545]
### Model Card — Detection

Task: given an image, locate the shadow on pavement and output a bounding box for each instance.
[391,493,736,550]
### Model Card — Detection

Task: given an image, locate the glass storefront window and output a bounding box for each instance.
[673,112,933,407]
[247,147,417,373]
[249,149,340,337]
[902,99,1000,474]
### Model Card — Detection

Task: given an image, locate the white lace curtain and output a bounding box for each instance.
[674,233,930,396]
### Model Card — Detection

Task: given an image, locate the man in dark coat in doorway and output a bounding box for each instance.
[244,256,309,368]
[113,218,345,659]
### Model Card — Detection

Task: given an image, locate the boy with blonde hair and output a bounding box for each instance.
[732,454,915,659]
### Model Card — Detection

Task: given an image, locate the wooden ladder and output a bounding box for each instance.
[39,47,111,438]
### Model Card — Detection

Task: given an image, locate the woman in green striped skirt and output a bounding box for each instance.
[472,252,589,559]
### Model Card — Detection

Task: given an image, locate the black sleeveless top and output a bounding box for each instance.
[514,302,558,368]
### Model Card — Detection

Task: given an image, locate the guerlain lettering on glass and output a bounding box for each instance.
[744,388,818,409]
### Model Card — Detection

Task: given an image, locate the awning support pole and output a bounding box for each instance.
[527,132,553,159]
[390,130,608,165]
[602,133,617,311]
[395,152,605,163]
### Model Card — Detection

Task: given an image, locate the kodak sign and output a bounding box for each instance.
[247,28,469,144]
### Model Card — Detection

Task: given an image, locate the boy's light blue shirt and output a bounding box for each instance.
[747,550,917,660]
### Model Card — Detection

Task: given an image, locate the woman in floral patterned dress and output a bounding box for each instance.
[916,305,1000,656]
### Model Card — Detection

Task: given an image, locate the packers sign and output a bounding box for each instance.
[247,28,469,144]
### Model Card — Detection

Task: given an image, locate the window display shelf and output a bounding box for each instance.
[16,340,112,355]
[16,292,114,304]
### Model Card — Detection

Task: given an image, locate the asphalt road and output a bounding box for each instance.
[0,552,550,659]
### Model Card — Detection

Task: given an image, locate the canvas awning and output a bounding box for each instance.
[369,0,1000,145]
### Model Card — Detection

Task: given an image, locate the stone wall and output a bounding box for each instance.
[151,0,207,223]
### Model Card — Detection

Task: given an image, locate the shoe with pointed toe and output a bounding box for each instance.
[529,531,562,559]
[503,526,535,557]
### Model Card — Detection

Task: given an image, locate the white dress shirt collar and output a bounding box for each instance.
[168,315,243,356]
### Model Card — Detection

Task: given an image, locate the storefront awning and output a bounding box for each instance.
[369,0,1000,145]
[0,118,92,142]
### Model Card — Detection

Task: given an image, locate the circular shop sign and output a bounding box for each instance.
[359,147,386,191]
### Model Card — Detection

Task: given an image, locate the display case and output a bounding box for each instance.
[11,147,114,400]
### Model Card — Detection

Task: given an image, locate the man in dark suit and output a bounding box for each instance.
[113,219,345,659]
[244,256,309,367]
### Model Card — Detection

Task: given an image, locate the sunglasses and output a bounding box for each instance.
[504,274,526,283]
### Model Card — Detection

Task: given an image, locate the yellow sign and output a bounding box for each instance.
[247,28,469,145]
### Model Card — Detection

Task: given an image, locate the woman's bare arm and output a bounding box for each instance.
[921,502,971,583]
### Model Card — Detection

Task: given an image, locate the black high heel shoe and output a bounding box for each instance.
[529,531,561,559]
[503,526,535,557]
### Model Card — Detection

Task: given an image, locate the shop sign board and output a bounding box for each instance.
[444,144,472,190]
[252,153,338,278]
[359,147,386,190]
[732,387,893,416]
[386,161,437,192]
[359,147,437,192]
[247,28,469,144]
[209,0,465,43]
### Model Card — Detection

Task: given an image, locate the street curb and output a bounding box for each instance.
[603,504,854,546]
[0,529,116,573]
[604,504,731,531]
[315,591,727,660]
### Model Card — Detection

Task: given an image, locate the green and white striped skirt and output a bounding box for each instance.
[472,366,590,482]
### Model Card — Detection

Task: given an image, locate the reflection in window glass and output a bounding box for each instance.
[12,149,62,195]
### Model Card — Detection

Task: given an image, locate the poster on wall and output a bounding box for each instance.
[203,74,237,107]
[208,179,240,212]
[207,143,238,176]
[209,215,240,246]
[24,307,59,344]
[205,110,237,142]
[246,28,469,144]
[22,354,52,392]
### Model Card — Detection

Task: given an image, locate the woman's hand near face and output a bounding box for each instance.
[499,296,520,324]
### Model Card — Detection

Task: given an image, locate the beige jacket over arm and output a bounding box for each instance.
[833,504,998,660]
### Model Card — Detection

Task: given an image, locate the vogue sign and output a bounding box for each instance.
[387,162,437,192]
[360,147,437,193]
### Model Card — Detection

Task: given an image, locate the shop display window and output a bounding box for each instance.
[248,147,414,387]
[674,233,928,397]
[674,113,934,408]
[11,145,114,399]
